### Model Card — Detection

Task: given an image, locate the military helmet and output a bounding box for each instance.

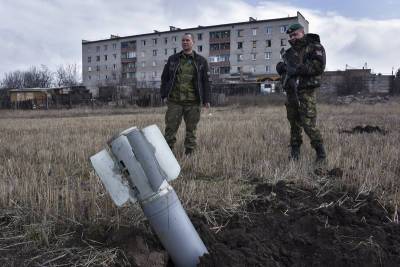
[286,23,304,34]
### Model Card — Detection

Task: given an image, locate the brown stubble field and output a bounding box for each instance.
[0,101,399,264]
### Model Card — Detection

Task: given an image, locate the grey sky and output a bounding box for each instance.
[0,0,399,80]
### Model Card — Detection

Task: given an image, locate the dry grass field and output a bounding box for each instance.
[0,99,399,265]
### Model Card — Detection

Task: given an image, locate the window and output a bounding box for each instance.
[266,40,271,47]
[88,75,91,80]
[173,48,177,54]
[197,45,203,52]
[210,44,219,51]
[141,40,146,46]
[113,53,117,59]
[281,38,287,46]
[105,65,108,70]
[164,48,168,55]
[113,64,116,70]
[112,43,117,49]
[252,41,257,48]
[252,53,256,60]
[152,38,158,45]
[265,26,272,35]
[112,73,117,80]
[172,36,177,42]
[237,29,244,37]
[141,72,146,79]
[265,52,271,60]
[280,25,288,33]
[210,30,230,39]
[266,65,271,73]
[220,67,230,74]
[197,33,202,40]
[121,41,136,49]
[153,49,157,56]
[237,54,243,61]
[96,46,100,52]
[164,37,168,44]
[220,43,230,50]
[211,67,219,74]
[96,65,100,71]
[209,55,228,63]
[88,56,91,63]
[104,45,108,51]
[141,61,145,67]
[209,56,218,63]
[141,51,145,57]
[88,66,92,72]
[152,61,156,67]
[152,71,157,78]
[128,62,135,69]
[251,67,255,73]
[105,75,108,80]
[252,28,257,36]
[237,66,241,73]
[128,51,136,58]
[96,56,100,62]
[104,55,108,61]
[237,42,243,49]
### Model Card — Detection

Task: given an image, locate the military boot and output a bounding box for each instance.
[315,144,327,163]
[289,145,300,161]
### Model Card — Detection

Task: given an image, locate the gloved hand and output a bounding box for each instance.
[276,62,286,75]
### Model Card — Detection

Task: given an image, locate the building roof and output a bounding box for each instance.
[82,12,307,45]
[8,88,50,92]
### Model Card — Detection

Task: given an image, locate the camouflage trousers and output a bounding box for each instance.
[285,88,323,148]
[164,101,201,152]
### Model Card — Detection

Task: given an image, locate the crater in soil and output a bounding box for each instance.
[2,179,400,267]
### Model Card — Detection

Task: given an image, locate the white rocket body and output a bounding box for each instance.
[90,125,207,267]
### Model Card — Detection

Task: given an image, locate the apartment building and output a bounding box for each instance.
[82,12,308,95]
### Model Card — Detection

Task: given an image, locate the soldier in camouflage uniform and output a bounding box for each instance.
[276,23,327,162]
[160,33,211,155]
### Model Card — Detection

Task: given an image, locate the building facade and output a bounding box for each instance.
[82,12,308,95]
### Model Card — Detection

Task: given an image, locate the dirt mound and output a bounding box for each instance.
[340,125,387,135]
[2,180,400,266]
[196,181,400,267]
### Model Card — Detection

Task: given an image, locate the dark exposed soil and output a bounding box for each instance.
[340,125,387,135]
[2,179,400,266]
[196,180,400,267]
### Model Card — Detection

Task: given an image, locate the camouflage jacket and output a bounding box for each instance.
[161,51,211,104]
[277,33,326,90]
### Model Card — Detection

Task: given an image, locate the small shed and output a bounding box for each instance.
[9,88,50,109]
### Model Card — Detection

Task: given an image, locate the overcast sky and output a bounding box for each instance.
[1,0,399,79]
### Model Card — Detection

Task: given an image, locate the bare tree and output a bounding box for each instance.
[23,65,53,88]
[2,70,24,89]
[55,64,81,87]
[1,65,54,89]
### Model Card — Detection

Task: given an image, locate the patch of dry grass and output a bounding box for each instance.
[0,101,399,228]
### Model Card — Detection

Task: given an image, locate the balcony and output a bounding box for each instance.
[209,37,230,44]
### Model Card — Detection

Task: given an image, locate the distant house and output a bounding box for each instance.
[7,86,92,109]
[320,69,394,95]
[9,88,50,109]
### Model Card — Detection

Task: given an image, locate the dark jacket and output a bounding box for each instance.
[276,33,326,90]
[161,50,211,104]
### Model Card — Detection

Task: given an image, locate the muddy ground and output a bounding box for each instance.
[1,178,400,266]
